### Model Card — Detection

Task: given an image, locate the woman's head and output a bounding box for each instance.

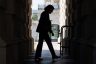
[44,5,54,14]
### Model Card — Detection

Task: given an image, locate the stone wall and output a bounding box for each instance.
[0,0,33,64]
[69,0,96,64]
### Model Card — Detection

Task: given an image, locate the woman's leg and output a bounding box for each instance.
[35,33,43,58]
[44,33,57,58]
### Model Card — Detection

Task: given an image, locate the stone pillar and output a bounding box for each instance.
[0,0,34,64]
[0,38,6,64]
[70,0,96,64]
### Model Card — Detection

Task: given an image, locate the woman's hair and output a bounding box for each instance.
[44,5,54,11]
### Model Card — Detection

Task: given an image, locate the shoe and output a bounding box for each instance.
[35,57,43,61]
[52,56,60,59]
[38,57,43,60]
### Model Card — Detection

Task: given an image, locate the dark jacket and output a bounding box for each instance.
[36,11,52,33]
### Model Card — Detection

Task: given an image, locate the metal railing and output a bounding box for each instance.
[59,25,72,56]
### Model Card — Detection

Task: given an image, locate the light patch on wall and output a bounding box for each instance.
[32,0,45,10]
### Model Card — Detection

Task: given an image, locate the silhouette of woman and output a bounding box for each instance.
[35,5,60,61]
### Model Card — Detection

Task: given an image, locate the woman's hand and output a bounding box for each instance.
[51,32,54,36]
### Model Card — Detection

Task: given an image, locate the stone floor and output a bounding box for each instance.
[24,50,75,64]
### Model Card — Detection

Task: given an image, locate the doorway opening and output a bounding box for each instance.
[31,0,66,56]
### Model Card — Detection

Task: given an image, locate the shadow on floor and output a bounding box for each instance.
[24,50,74,64]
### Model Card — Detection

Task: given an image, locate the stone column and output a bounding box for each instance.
[0,0,34,64]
